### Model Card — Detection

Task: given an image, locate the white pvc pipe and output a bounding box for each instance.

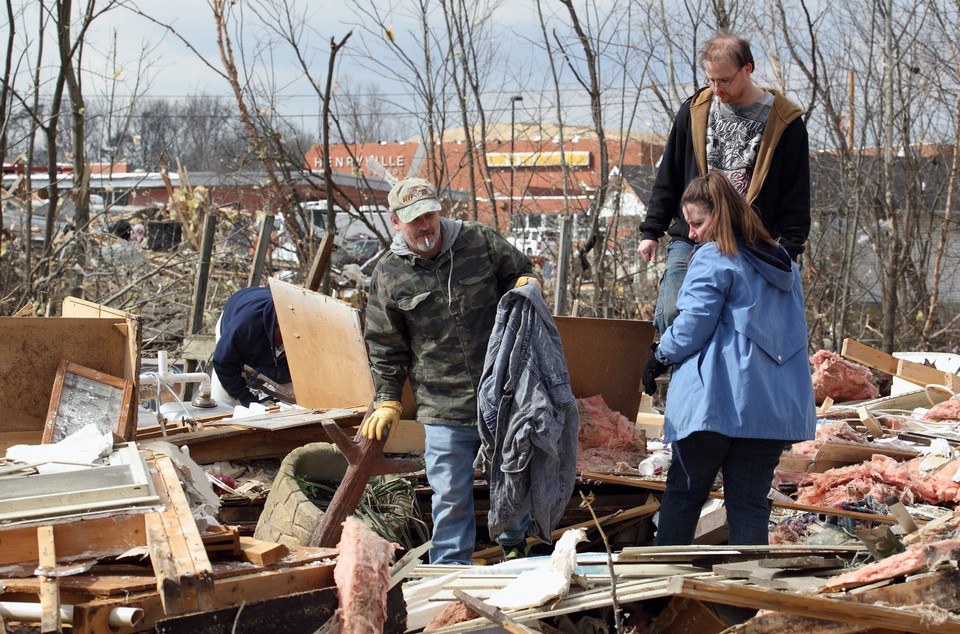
[141,350,212,393]
[0,601,143,627]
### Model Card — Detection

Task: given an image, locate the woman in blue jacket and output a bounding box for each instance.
[643,172,816,546]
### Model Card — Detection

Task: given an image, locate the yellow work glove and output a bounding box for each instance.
[514,275,542,291]
[360,400,402,441]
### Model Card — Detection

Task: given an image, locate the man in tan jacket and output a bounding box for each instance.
[638,32,810,335]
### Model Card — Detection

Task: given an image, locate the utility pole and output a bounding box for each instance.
[509,95,523,230]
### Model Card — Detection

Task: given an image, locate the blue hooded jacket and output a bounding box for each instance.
[213,286,290,406]
[656,240,816,443]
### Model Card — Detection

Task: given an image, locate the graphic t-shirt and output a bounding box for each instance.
[706,92,774,196]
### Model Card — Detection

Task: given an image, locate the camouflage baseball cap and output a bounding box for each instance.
[387,178,443,223]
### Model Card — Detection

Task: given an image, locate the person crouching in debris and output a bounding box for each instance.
[211,286,292,408]
[361,177,539,565]
[642,171,816,546]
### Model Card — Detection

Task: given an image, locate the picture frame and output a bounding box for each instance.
[42,359,135,444]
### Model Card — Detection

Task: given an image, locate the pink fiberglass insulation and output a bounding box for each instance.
[907,456,960,505]
[330,516,398,634]
[810,350,879,404]
[795,453,960,508]
[825,539,960,589]
[923,398,960,422]
[576,394,647,471]
[795,454,915,507]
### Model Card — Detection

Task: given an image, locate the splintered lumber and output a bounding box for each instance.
[666,576,960,633]
[66,561,335,633]
[840,339,900,376]
[144,453,214,615]
[201,525,240,556]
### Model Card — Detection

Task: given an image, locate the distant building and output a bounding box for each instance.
[304,123,665,234]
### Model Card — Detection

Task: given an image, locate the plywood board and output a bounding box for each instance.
[269,278,374,409]
[0,318,132,433]
[555,317,654,420]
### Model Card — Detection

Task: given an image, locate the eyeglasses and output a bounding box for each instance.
[705,67,743,88]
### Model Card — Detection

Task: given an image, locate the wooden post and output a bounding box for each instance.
[554,216,571,316]
[184,213,218,392]
[248,213,274,287]
[305,233,335,293]
[37,526,61,633]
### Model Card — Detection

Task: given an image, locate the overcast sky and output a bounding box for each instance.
[7,2,559,112]
[5,0,676,145]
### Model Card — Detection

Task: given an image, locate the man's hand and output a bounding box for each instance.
[360,400,402,441]
[642,344,670,396]
[638,239,659,263]
[514,276,542,291]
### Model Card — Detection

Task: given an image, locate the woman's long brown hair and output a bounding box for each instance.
[680,172,777,256]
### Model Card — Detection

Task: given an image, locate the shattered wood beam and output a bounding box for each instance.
[306,233,335,292]
[666,576,960,633]
[66,558,335,632]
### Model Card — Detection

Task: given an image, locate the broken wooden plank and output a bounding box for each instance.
[713,559,832,592]
[667,575,960,633]
[451,589,540,634]
[842,338,960,391]
[756,556,846,569]
[896,357,960,391]
[0,512,148,567]
[65,558,336,633]
[841,339,899,376]
[856,406,885,438]
[144,453,214,616]
[200,526,240,556]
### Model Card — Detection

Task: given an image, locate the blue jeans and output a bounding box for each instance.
[655,432,788,546]
[653,240,693,335]
[423,424,531,564]
[424,424,480,565]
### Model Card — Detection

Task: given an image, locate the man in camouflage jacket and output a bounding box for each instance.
[362,177,536,565]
